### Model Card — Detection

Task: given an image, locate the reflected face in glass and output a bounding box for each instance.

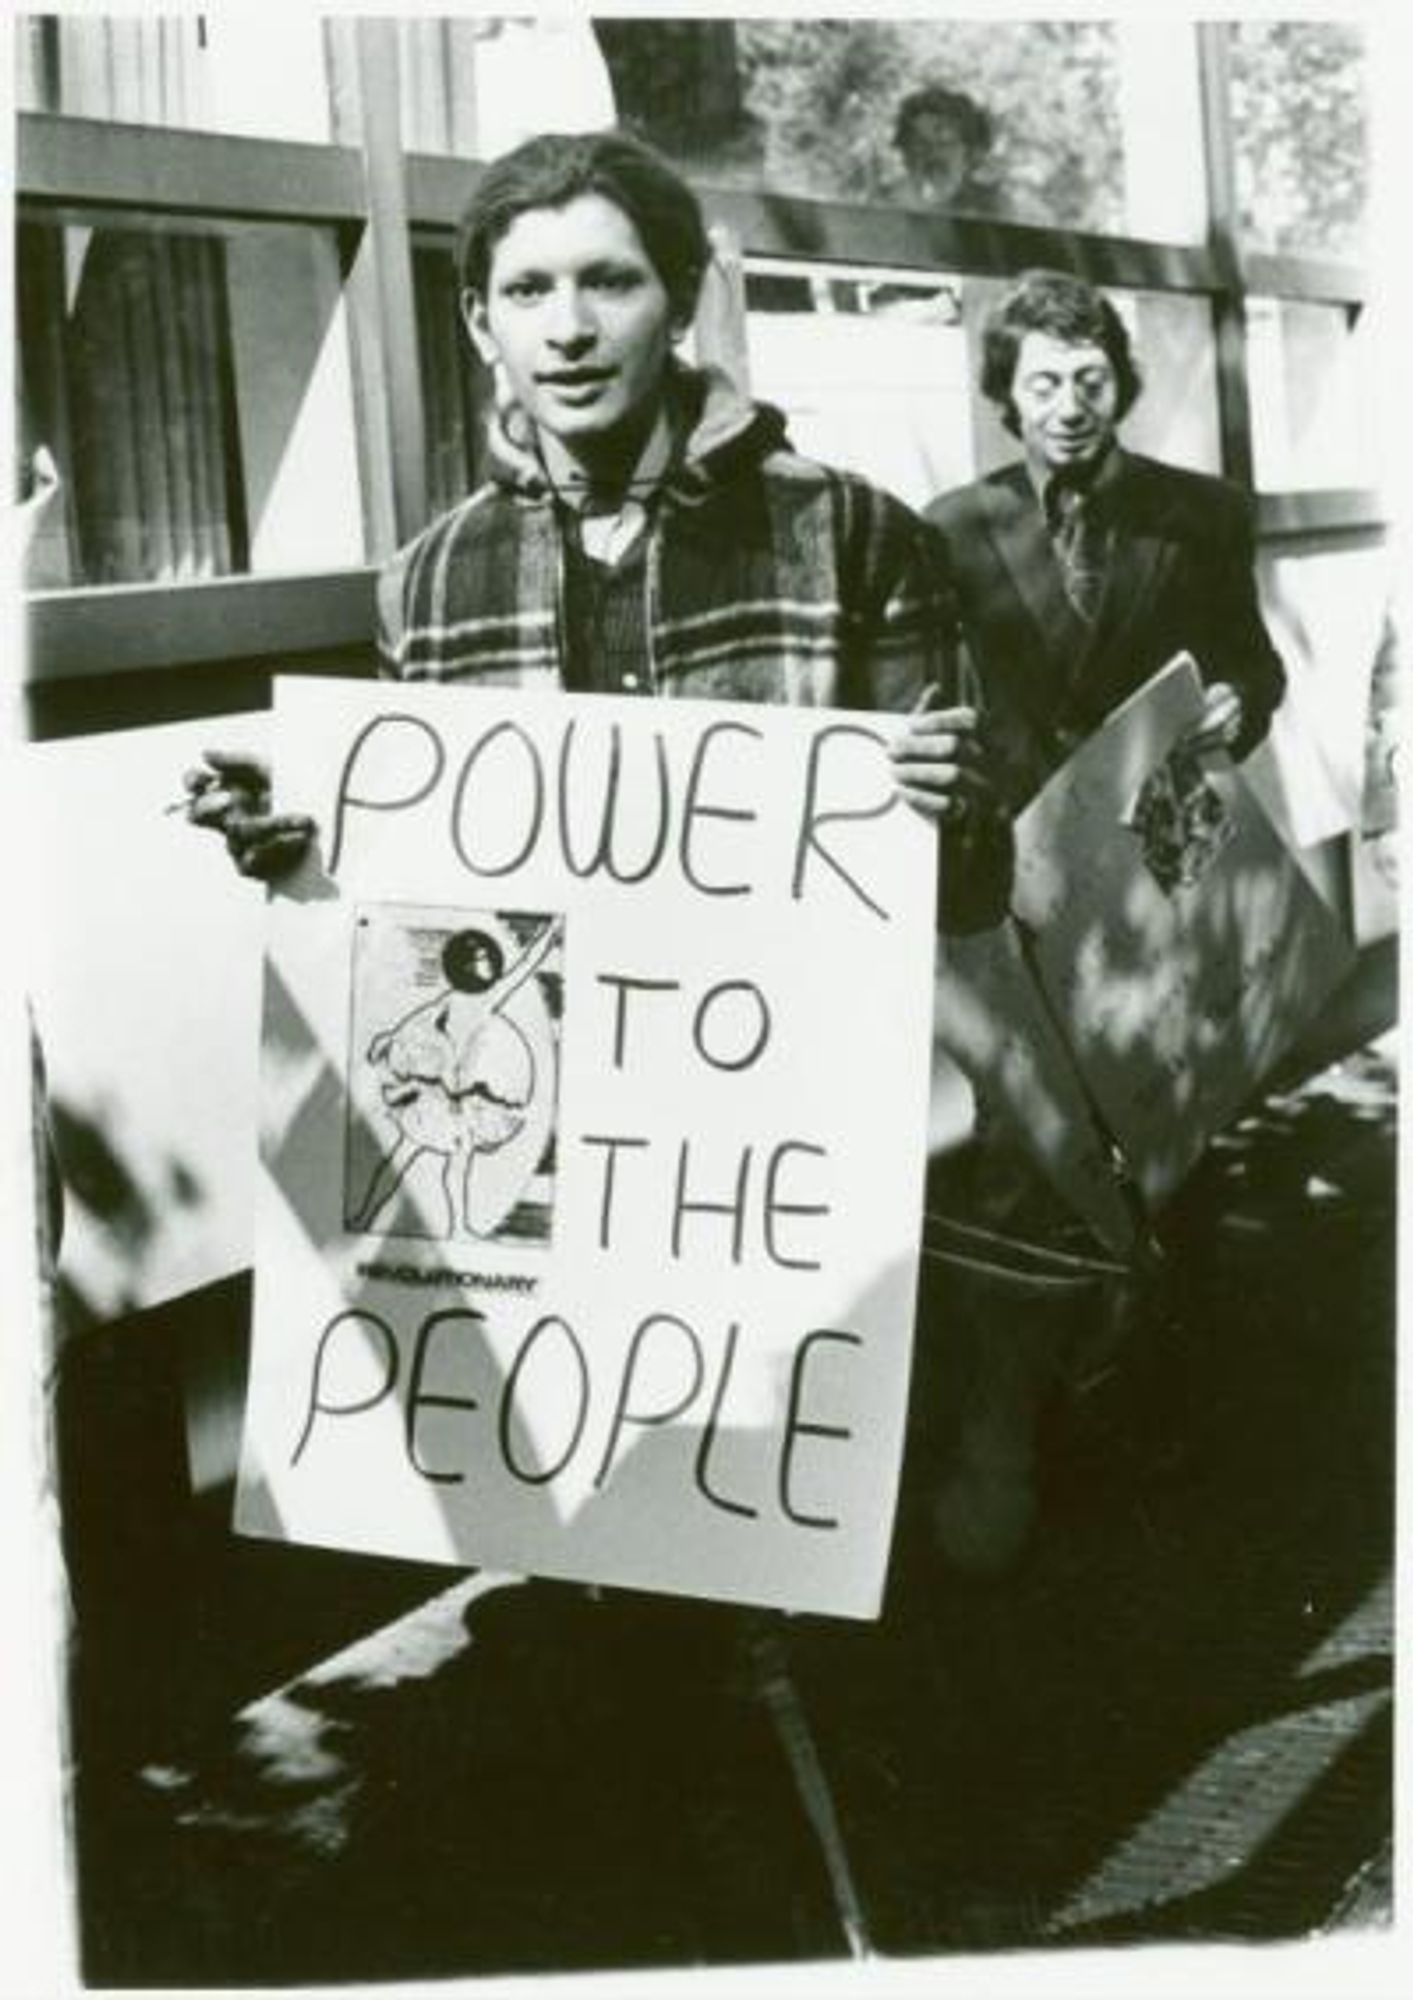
[1011,332,1121,475]
[901,113,976,204]
[464,194,680,467]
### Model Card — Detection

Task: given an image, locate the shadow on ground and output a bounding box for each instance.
[62,1050,1395,1983]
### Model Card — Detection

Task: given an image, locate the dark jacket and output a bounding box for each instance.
[925,451,1286,809]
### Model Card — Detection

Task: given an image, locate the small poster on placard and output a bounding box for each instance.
[235,679,938,1619]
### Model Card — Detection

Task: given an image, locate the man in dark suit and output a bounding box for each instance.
[926,267,1285,810]
[916,270,1286,1574]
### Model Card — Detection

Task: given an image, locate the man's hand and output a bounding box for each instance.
[1184,680,1244,756]
[182,748,317,881]
[888,690,1003,827]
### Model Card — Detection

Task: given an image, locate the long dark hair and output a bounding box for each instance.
[456,130,710,325]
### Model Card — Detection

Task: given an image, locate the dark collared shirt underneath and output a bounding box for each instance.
[559,514,654,695]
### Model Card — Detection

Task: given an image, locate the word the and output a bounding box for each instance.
[578,1135,830,1268]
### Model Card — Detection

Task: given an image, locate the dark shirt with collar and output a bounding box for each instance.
[559,516,654,697]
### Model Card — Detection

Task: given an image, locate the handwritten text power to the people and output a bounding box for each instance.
[245,683,934,1615]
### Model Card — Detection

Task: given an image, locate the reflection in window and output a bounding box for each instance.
[1227,21,1367,262]
[596,16,1125,232]
[18,217,365,588]
[1247,298,1378,493]
[594,18,758,180]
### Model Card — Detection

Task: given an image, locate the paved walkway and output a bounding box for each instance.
[65,1044,1395,1984]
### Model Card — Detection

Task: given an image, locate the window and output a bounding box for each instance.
[19,214,365,587]
[597,17,1129,233]
[398,16,614,156]
[744,261,974,508]
[16,14,1380,687]
[1227,20,1367,262]
[1247,297,1379,494]
[16,10,334,142]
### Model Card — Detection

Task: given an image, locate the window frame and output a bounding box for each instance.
[18,17,1379,703]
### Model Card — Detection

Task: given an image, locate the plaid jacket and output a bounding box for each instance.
[378,365,961,717]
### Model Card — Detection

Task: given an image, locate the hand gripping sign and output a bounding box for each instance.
[236,680,938,1618]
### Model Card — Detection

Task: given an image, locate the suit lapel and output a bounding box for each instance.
[980,466,1087,671]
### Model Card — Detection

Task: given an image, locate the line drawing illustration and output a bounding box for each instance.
[345,907,564,1244]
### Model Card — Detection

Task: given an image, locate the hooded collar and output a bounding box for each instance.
[484,362,789,507]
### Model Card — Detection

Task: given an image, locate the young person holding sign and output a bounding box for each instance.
[177,139,1023,1926]
[185,130,1012,1589]
[189,131,1006,909]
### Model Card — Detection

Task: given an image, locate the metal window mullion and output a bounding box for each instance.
[27,570,379,680]
[406,150,1225,295]
[1244,249,1365,311]
[1196,22,1255,490]
[1256,489,1384,540]
[18,112,367,226]
[326,19,428,560]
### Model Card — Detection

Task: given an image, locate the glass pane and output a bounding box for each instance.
[1111,290,1221,476]
[1227,21,1368,261]
[413,241,481,518]
[1257,539,1392,851]
[596,16,1127,232]
[15,11,333,141]
[1247,297,1379,492]
[18,215,365,588]
[390,16,1222,242]
[745,265,1220,511]
[399,16,616,156]
[745,263,974,510]
[392,15,1152,231]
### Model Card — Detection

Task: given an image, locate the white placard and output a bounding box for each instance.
[236,679,939,1619]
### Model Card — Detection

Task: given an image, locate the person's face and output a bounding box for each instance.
[1011,331,1121,475]
[464,193,681,467]
[901,111,974,203]
[444,933,501,992]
